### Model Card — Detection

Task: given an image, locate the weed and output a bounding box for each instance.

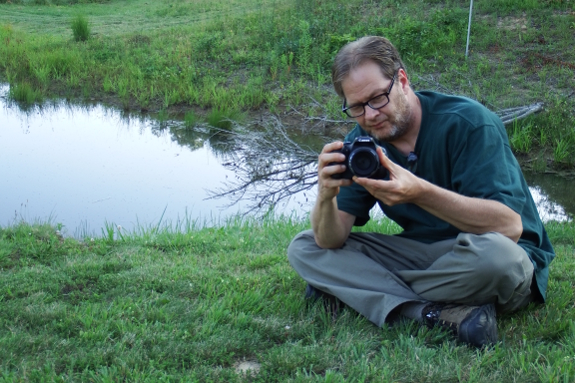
[509,120,533,154]
[539,127,548,147]
[31,62,50,86]
[184,110,199,127]
[8,82,39,104]
[554,138,571,163]
[207,108,244,130]
[280,51,294,82]
[71,14,90,42]
[297,20,312,76]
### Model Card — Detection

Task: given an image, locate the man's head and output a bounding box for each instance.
[332,36,405,99]
[332,36,414,143]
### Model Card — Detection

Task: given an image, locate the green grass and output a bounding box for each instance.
[7,81,40,104]
[0,218,574,381]
[207,108,245,130]
[71,14,90,42]
[0,0,574,170]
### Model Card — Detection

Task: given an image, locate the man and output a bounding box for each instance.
[287,36,555,348]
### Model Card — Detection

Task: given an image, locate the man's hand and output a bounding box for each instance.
[311,141,356,249]
[354,147,523,242]
[317,141,353,202]
[353,146,423,205]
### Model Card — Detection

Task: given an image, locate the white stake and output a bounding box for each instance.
[466,0,474,58]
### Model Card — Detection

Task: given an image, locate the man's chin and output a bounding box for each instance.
[370,124,408,143]
[369,128,393,142]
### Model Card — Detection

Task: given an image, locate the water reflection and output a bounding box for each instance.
[524,171,574,222]
[1,84,572,238]
[0,87,314,237]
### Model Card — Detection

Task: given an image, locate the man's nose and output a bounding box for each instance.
[364,105,380,120]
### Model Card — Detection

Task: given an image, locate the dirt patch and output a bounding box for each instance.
[234,360,261,376]
[497,16,528,31]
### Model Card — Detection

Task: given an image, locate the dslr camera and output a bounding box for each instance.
[330,136,388,180]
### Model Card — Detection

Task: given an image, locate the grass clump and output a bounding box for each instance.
[70,14,90,42]
[184,110,199,128]
[207,108,245,130]
[8,82,40,104]
[0,217,574,381]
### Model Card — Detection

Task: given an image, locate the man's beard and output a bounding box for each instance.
[371,92,412,142]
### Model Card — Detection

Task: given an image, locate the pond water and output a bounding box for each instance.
[0,86,314,237]
[1,84,573,237]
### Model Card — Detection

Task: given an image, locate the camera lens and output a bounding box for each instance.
[349,148,379,177]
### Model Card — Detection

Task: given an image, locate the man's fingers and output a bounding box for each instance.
[321,141,344,154]
[377,146,393,168]
[353,176,380,189]
[323,163,347,177]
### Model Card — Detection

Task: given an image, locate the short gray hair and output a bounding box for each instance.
[332,36,405,98]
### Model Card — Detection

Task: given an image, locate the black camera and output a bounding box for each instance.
[329,136,388,180]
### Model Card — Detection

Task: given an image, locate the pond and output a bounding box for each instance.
[1,84,573,237]
[0,85,315,237]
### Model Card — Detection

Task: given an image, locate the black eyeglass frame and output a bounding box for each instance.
[342,73,396,118]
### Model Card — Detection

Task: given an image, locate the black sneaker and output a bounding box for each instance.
[304,283,345,319]
[422,303,498,348]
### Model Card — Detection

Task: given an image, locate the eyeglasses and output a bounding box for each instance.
[342,73,396,118]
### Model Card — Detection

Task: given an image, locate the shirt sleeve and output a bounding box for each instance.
[449,120,527,215]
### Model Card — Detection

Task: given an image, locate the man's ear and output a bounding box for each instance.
[397,68,410,92]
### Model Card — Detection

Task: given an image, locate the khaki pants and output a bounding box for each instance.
[287,230,534,327]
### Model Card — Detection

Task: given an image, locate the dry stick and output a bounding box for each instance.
[497,103,544,125]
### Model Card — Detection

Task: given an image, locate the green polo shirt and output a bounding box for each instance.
[336,91,555,301]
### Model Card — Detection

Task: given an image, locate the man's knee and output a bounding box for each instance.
[456,232,533,286]
[287,229,316,264]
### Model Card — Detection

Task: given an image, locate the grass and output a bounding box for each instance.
[0,0,574,169]
[0,217,574,381]
[7,81,40,104]
[71,14,90,42]
[207,108,245,130]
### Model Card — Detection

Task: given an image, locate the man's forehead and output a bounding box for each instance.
[345,62,390,84]
[342,64,391,101]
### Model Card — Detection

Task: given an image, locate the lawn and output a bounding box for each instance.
[0,218,574,382]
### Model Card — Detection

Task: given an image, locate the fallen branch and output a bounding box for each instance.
[496,102,544,125]
[204,115,324,215]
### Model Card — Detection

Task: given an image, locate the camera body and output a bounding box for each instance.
[330,136,388,180]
